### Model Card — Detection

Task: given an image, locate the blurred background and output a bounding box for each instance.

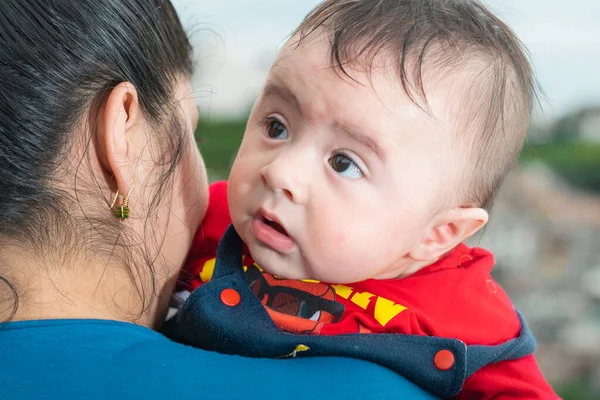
[172,1,600,398]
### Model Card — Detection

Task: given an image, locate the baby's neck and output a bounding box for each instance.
[370,258,437,281]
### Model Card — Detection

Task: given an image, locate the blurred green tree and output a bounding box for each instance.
[520,142,600,193]
[195,118,246,180]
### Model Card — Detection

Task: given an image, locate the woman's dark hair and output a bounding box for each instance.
[0,0,193,321]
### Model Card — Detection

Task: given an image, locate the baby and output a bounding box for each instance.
[176,0,557,398]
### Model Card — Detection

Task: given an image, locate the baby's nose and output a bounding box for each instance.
[260,156,309,204]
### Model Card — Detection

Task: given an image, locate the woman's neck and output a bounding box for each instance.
[0,250,168,328]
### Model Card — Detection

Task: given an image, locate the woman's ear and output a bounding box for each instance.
[95,82,140,195]
[409,207,489,262]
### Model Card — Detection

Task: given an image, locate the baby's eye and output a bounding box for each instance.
[265,119,289,140]
[329,153,364,179]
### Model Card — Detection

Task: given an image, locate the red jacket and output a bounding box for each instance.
[179,181,558,399]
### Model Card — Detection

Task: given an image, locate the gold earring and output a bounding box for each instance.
[108,184,135,220]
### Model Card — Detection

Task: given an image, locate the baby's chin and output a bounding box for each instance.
[248,247,311,281]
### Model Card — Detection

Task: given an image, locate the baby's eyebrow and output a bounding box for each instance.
[335,122,386,162]
[262,81,300,109]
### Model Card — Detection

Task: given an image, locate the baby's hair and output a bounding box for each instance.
[294,0,539,210]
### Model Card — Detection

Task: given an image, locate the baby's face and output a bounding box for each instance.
[228,35,459,284]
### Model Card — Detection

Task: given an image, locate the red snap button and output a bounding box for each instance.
[220,288,241,307]
[434,350,455,371]
[458,255,474,268]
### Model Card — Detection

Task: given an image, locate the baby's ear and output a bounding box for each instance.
[409,207,488,262]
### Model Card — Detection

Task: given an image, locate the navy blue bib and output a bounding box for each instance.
[165,225,536,398]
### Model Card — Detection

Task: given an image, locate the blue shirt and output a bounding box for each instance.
[0,319,436,400]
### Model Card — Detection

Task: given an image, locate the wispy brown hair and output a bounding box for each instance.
[293,0,539,210]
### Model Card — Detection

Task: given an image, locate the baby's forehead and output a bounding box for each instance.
[270,37,470,128]
[272,36,334,77]
[276,34,474,101]
[269,47,461,152]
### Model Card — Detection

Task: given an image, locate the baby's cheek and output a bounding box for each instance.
[228,188,245,226]
[228,162,251,203]
[306,228,375,283]
[314,205,373,277]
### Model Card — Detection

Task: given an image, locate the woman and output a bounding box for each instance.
[0,1,435,399]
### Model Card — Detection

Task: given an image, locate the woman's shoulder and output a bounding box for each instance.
[0,319,437,400]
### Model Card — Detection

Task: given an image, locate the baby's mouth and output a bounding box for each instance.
[262,216,289,237]
[251,210,296,253]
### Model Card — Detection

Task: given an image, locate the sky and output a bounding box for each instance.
[172,0,600,122]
